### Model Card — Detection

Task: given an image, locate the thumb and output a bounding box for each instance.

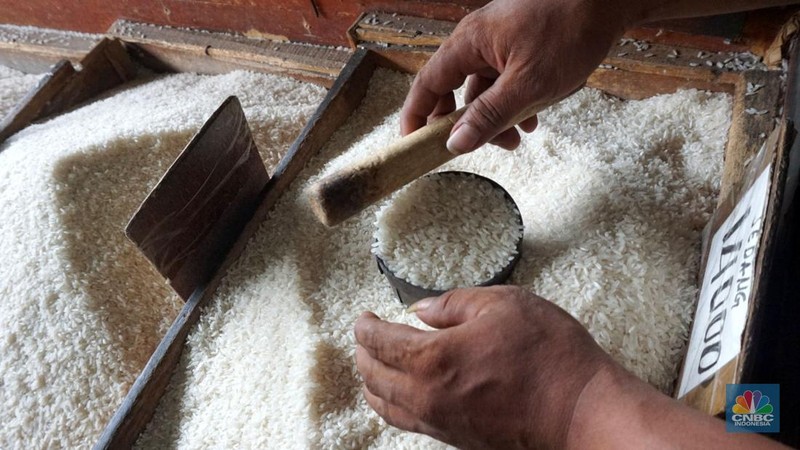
[446,73,527,154]
[410,288,495,329]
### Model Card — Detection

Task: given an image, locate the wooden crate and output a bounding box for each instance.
[99,27,795,450]
[1,11,797,448]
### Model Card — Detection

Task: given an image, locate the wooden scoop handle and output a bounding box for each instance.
[308,106,466,227]
[308,86,577,227]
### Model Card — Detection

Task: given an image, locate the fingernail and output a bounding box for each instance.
[446,123,480,154]
[406,298,433,314]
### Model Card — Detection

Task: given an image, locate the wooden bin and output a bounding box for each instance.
[99,19,799,448]
[2,11,798,448]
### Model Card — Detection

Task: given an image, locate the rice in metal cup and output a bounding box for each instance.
[372,171,524,307]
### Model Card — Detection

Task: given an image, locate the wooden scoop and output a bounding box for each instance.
[308,106,466,227]
[307,87,579,227]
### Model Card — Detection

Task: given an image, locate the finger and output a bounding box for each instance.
[356,345,413,405]
[519,115,538,133]
[488,126,521,150]
[465,73,494,105]
[428,91,456,122]
[401,35,490,136]
[446,72,530,154]
[412,287,502,329]
[354,311,427,370]
[363,386,436,436]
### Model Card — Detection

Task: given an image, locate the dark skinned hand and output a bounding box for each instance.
[354,286,614,449]
[400,0,628,154]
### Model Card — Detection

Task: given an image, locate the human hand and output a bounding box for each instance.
[401,0,630,154]
[354,286,618,449]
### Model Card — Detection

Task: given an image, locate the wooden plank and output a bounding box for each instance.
[0,0,795,49]
[0,38,137,144]
[370,47,432,74]
[94,47,377,450]
[109,20,351,88]
[0,0,486,47]
[677,122,786,415]
[0,24,101,73]
[350,11,794,64]
[739,40,800,446]
[0,60,76,138]
[126,97,270,301]
[366,43,741,99]
[720,70,785,202]
[354,12,454,48]
[587,68,736,100]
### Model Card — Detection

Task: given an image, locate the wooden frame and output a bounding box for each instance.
[96,30,788,448]
[0,22,353,145]
[0,24,101,73]
[107,20,352,88]
[0,38,137,144]
[0,11,795,449]
[93,47,376,449]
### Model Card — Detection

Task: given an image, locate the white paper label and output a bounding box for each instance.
[678,165,772,398]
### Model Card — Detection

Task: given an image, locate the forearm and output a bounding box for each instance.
[626,0,799,26]
[568,365,786,449]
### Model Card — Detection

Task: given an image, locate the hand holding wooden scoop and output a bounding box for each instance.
[307,89,578,227]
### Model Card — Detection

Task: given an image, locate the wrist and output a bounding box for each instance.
[565,361,658,449]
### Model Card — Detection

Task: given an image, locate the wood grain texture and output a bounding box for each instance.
[740,41,800,446]
[0,0,484,47]
[94,47,376,449]
[2,0,796,49]
[310,106,463,227]
[587,68,736,100]
[0,60,75,140]
[720,69,785,203]
[0,38,136,145]
[0,24,100,72]
[351,9,798,56]
[126,97,270,301]
[109,20,352,88]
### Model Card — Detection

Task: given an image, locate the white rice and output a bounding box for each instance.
[0,65,41,122]
[138,68,731,448]
[0,70,326,448]
[372,172,523,290]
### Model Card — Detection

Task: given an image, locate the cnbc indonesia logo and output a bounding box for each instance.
[732,390,773,422]
[727,385,779,433]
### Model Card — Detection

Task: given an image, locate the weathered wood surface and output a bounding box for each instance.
[1,0,484,47]
[95,48,376,450]
[0,24,100,72]
[720,70,785,202]
[109,20,352,87]
[0,60,75,142]
[351,9,797,56]
[0,38,136,144]
[126,97,270,301]
[1,0,796,49]
[310,106,464,227]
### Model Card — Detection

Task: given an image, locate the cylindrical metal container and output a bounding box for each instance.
[374,171,524,307]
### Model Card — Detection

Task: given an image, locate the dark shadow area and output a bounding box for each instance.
[51,131,190,387]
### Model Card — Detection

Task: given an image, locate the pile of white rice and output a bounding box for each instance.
[372,172,523,290]
[0,64,42,121]
[137,68,730,448]
[0,71,326,448]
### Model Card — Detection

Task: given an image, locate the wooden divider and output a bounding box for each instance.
[0,38,136,144]
[94,48,377,450]
[108,20,352,88]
